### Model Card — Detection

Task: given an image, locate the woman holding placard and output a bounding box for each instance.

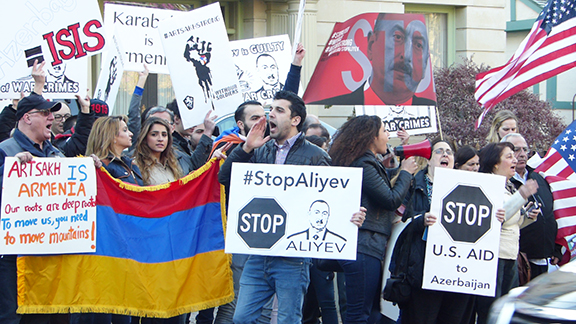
[475,142,540,324]
[390,138,478,324]
[329,115,417,323]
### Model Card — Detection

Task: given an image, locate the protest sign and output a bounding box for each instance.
[357,105,437,137]
[94,32,125,113]
[303,13,436,107]
[104,3,185,74]
[158,3,242,129]
[0,157,97,254]
[422,168,503,297]
[0,0,104,99]
[230,35,293,105]
[226,163,361,260]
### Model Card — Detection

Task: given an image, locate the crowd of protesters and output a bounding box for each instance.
[0,44,563,324]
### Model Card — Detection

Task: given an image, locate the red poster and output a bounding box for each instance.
[303,13,436,106]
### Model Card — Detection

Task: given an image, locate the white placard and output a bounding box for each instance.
[158,2,242,129]
[0,0,105,99]
[422,168,504,297]
[230,35,292,106]
[226,163,362,260]
[292,0,306,58]
[104,4,185,74]
[0,157,97,254]
[94,32,125,112]
[357,105,438,137]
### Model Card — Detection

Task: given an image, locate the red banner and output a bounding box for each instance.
[303,13,436,106]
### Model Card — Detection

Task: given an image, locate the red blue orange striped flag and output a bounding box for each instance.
[16,159,233,317]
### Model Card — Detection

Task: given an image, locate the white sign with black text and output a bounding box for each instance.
[357,105,437,137]
[158,2,242,129]
[226,163,362,260]
[230,35,293,106]
[422,168,504,297]
[104,4,185,74]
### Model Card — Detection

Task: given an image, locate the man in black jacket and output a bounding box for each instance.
[503,133,562,279]
[219,91,331,324]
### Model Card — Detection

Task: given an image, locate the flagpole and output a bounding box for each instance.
[436,105,443,140]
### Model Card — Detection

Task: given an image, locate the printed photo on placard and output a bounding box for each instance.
[226,163,362,260]
[0,0,105,99]
[230,35,293,105]
[303,13,436,107]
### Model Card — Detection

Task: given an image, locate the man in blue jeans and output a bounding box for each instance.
[218,90,331,323]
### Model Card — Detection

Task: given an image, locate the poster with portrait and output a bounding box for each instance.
[226,163,362,260]
[357,105,437,137]
[0,0,105,99]
[303,13,436,107]
[104,3,186,74]
[158,3,242,129]
[94,33,125,113]
[230,35,293,106]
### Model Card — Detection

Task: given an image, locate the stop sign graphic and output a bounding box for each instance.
[238,198,287,249]
[440,185,493,243]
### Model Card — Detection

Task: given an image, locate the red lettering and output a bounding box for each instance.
[42,31,63,66]
[83,20,105,52]
[56,28,75,60]
[68,23,87,58]
[7,161,21,178]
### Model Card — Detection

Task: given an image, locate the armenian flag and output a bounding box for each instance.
[17,159,233,318]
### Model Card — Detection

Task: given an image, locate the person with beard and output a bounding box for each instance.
[219,91,366,324]
[316,13,436,106]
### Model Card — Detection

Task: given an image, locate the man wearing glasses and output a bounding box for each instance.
[50,98,95,157]
[0,64,64,324]
[502,133,562,279]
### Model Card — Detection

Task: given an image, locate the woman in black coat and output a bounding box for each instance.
[329,115,417,323]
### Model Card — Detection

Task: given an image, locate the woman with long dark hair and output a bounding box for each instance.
[133,117,183,186]
[329,115,417,323]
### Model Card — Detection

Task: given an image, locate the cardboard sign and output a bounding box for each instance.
[0,0,104,99]
[158,3,242,129]
[94,32,125,112]
[104,4,185,74]
[303,13,436,107]
[422,168,504,297]
[0,157,97,254]
[357,105,437,137]
[226,163,362,260]
[230,35,293,105]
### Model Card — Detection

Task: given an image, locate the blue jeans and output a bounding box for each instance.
[339,252,383,324]
[307,263,338,324]
[233,256,311,324]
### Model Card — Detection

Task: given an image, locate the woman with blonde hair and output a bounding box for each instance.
[133,117,183,186]
[86,115,143,185]
[486,110,518,143]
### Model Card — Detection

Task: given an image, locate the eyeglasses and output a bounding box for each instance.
[514,147,530,153]
[53,114,71,121]
[27,110,51,117]
[433,148,453,156]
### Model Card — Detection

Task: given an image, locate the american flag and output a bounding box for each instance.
[474,0,576,128]
[531,121,576,264]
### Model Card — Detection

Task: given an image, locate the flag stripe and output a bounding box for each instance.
[94,203,224,263]
[474,0,576,128]
[96,166,220,218]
